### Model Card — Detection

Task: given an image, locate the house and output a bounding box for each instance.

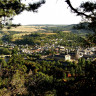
[55,48,59,53]
[59,46,65,52]
[76,48,84,59]
[75,46,96,60]
[76,52,83,59]
[68,73,72,77]
[21,48,33,54]
[65,54,71,61]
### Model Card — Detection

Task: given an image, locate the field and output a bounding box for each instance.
[1,26,58,41]
[2,26,45,32]
[1,26,46,41]
[62,31,71,33]
[40,33,56,35]
[12,33,32,41]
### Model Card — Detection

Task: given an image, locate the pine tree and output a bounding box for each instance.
[65,0,96,44]
[0,0,45,28]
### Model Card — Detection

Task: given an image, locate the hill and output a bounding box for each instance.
[0,24,93,42]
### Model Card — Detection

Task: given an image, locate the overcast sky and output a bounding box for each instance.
[12,0,94,25]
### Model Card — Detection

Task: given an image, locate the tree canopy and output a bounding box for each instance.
[0,0,45,27]
[65,0,96,44]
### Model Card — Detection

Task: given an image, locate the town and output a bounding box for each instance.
[0,41,96,62]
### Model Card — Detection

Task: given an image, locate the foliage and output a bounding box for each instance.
[0,39,2,45]
[66,0,96,45]
[13,31,89,47]
[0,50,95,95]
[0,47,11,55]
[0,0,45,28]
[0,58,7,68]
[2,35,13,42]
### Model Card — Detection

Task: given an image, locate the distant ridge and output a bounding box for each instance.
[24,24,69,26]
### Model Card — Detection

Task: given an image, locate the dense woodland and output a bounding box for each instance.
[0,51,95,96]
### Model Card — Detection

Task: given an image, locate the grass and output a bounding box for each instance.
[2,26,45,32]
[12,33,32,41]
[62,31,71,33]
[40,33,56,35]
[1,26,46,41]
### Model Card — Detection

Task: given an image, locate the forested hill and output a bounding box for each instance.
[0,24,93,46]
[27,24,93,35]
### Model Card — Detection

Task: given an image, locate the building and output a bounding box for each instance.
[65,54,71,61]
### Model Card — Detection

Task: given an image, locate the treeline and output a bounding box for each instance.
[42,25,74,32]
[0,48,11,55]
[42,25,92,35]
[14,33,46,45]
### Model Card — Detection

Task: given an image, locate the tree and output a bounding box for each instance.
[0,48,11,55]
[65,2,96,95]
[70,67,75,76]
[25,72,53,96]
[0,58,7,68]
[2,35,13,42]
[65,0,96,44]
[12,46,18,54]
[0,0,45,28]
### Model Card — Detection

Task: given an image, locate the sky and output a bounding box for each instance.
[12,0,94,25]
